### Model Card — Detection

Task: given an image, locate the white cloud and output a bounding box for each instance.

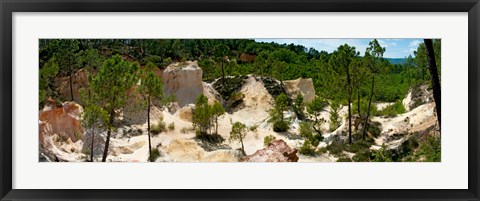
[409,40,422,47]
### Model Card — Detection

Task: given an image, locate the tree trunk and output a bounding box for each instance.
[347,87,352,144]
[312,121,322,136]
[424,39,441,127]
[363,76,375,140]
[221,59,225,86]
[101,110,114,162]
[147,97,152,162]
[215,116,219,134]
[90,128,95,162]
[240,137,246,156]
[345,64,352,144]
[357,90,361,115]
[69,70,74,101]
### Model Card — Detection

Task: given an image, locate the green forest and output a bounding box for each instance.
[39,39,441,162]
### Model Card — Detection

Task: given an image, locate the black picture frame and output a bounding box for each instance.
[1,0,479,200]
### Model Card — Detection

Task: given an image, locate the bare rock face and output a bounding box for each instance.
[163,61,204,107]
[39,100,84,146]
[283,78,316,103]
[243,139,299,162]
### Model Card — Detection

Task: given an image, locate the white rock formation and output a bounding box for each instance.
[162,61,204,107]
[283,78,316,103]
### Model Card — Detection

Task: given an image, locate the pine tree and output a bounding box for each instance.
[89,55,140,162]
[138,62,165,162]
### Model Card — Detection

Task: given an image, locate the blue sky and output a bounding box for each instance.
[254,39,423,58]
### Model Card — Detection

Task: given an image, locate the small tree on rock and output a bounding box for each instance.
[307,97,327,136]
[230,121,248,155]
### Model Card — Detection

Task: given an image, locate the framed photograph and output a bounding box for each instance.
[1,0,479,200]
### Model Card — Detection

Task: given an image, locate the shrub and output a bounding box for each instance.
[352,98,378,116]
[263,135,276,147]
[249,124,259,132]
[377,101,406,117]
[299,140,316,156]
[299,122,323,147]
[317,147,328,154]
[293,94,305,119]
[261,77,284,98]
[212,75,246,101]
[273,120,289,132]
[367,121,382,138]
[352,149,372,162]
[337,157,352,162]
[372,144,393,162]
[326,141,344,157]
[151,119,166,136]
[329,101,341,132]
[346,140,372,153]
[149,149,161,162]
[168,122,175,131]
[415,135,441,162]
[195,132,225,144]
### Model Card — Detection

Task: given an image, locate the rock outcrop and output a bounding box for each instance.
[163,61,203,107]
[39,100,84,146]
[403,84,434,111]
[243,139,299,162]
[283,78,316,103]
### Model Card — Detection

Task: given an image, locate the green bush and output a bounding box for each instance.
[352,149,372,162]
[212,75,246,101]
[367,121,382,138]
[299,140,316,156]
[371,144,393,162]
[346,140,372,153]
[352,98,379,116]
[195,132,225,144]
[416,135,441,162]
[151,119,166,136]
[317,147,328,154]
[377,101,406,117]
[337,157,352,162]
[168,122,175,131]
[249,124,259,132]
[149,149,161,162]
[273,120,289,132]
[263,135,276,147]
[326,141,344,157]
[299,121,323,147]
[329,101,341,132]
